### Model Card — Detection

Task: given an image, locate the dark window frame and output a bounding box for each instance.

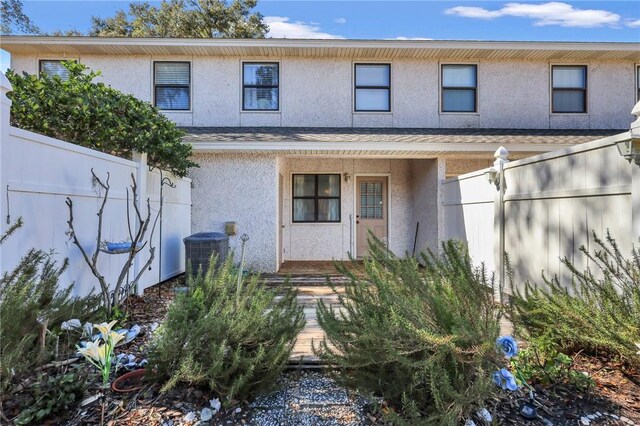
[551,65,587,114]
[242,62,280,111]
[38,59,75,80]
[354,63,391,112]
[440,64,478,113]
[292,174,341,223]
[153,61,191,111]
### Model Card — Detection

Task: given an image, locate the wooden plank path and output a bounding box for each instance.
[263,274,349,363]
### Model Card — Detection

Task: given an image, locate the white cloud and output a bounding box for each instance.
[387,37,433,40]
[333,17,347,24]
[627,19,640,28]
[445,2,622,28]
[265,16,344,39]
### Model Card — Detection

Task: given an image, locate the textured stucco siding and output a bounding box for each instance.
[189,153,278,272]
[409,159,442,254]
[10,54,636,129]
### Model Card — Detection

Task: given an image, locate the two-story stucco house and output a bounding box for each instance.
[2,37,639,272]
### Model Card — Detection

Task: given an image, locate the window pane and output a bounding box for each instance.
[40,60,70,80]
[293,199,315,222]
[155,62,190,85]
[442,65,476,87]
[318,175,340,196]
[155,87,190,110]
[355,64,390,87]
[318,199,340,221]
[552,66,585,88]
[442,89,476,112]
[553,90,585,113]
[244,88,279,110]
[293,175,315,196]
[244,64,279,86]
[355,88,389,111]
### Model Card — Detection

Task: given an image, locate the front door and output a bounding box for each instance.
[356,176,388,257]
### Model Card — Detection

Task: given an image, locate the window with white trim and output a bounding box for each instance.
[39,60,72,80]
[292,174,341,223]
[441,64,477,113]
[354,64,391,112]
[243,63,279,110]
[154,62,191,111]
[552,65,587,113]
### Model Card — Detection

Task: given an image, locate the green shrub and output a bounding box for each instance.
[14,367,88,426]
[148,256,305,403]
[0,219,101,393]
[315,236,503,425]
[6,61,197,177]
[509,232,640,368]
[510,337,594,391]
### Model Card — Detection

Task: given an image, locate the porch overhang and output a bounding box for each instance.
[183,127,625,158]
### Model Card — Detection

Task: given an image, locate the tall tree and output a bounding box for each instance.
[90,0,267,38]
[1,0,39,35]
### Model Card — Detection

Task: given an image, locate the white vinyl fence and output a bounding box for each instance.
[443,130,640,292]
[0,73,191,297]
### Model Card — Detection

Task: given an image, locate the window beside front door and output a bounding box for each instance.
[292,174,340,223]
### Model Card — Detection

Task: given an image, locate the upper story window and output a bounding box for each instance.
[39,60,72,80]
[441,64,477,113]
[243,63,279,111]
[636,65,640,102]
[552,65,587,114]
[354,64,391,112]
[154,62,190,111]
[292,174,341,223]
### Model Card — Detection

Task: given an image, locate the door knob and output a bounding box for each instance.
[356,221,360,224]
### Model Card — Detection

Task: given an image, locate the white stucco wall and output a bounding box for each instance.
[189,153,278,272]
[10,54,636,129]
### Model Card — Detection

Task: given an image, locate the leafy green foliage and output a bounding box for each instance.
[90,0,267,38]
[509,232,640,368]
[6,61,197,177]
[148,255,305,403]
[511,338,594,391]
[13,368,87,426]
[316,235,503,425]
[1,0,39,35]
[0,219,100,393]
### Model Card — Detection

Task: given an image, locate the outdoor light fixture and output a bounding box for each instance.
[485,146,509,189]
[485,167,498,184]
[617,101,640,165]
[344,173,352,183]
[616,139,640,165]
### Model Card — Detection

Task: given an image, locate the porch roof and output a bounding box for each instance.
[183,127,625,157]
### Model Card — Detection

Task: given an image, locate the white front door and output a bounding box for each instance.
[356,176,388,257]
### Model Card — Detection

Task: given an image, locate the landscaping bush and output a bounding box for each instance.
[0,219,100,393]
[315,236,503,425]
[148,256,305,403]
[6,61,197,177]
[509,232,640,368]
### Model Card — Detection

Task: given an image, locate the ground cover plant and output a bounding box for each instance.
[148,255,306,404]
[6,61,196,177]
[315,235,504,425]
[0,219,100,394]
[509,232,640,369]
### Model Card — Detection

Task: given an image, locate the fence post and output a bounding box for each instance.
[0,72,13,272]
[132,152,148,295]
[492,146,509,302]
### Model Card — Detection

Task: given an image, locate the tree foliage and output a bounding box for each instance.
[316,235,503,425]
[1,0,39,35]
[0,219,100,393]
[148,255,305,403]
[6,61,197,177]
[509,232,640,368]
[90,0,267,38]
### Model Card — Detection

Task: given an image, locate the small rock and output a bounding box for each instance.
[477,408,492,422]
[611,414,620,420]
[210,398,221,413]
[619,417,631,424]
[587,414,596,420]
[200,408,213,422]
[183,412,196,423]
[234,407,242,414]
[595,412,602,417]
[193,390,203,399]
[580,417,590,425]
[465,420,477,426]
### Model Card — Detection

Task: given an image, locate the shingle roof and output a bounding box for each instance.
[182,127,624,146]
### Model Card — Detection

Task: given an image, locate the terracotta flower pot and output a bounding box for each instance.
[111,369,147,393]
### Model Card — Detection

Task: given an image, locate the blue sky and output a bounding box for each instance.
[2,1,640,70]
